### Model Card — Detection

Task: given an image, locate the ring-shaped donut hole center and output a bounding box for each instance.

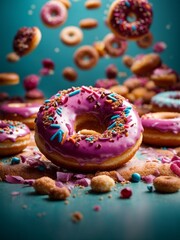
[50,8,60,17]
[68,31,75,37]
[74,113,107,136]
[126,13,137,23]
[81,53,93,63]
[111,39,122,49]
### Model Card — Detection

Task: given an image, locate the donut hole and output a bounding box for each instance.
[127,13,137,23]
[50,9,59,17]
[75,113,106,135]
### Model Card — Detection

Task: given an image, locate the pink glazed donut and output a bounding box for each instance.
[107,0,153,40]
[141,112,180,147]
[35,86,143,172]
[40,1,67,28]
[0,120,30,156]
[0,102,41,130]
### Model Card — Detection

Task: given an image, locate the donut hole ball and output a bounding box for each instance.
[91,175,115,193]
[74,113,107,136]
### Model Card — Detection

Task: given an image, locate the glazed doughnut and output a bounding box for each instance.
[35,86,143,172]
[150,67,178,87]
[104,33,127,57]
[41,1,67,28]
[122,55,134,68]
[136,32,153,49]
[79,18,98,29]
[13,27,41,57]
[123,76,148,90]
[60,26,83,46]
[0,73,19,86]
[131,53,161,76]
[107,0,153,40]
[62,67,78,81]
[153,176,180,193]
[74,45,99,70]
[6,52,20,63]
[0,102,41,130]
[151,91,180,112]
[85,0,101,9]
[141,112,180,147]
[0,120,30,156]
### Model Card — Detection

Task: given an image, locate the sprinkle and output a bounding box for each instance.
[45,99,51,103]
[50,124,60,129]
[131,173,141,182]
[120,187,132,199]
[147,185,153,192]
[69,89,81,97]
[81,86,92,93]
[0,129,4,133]
[93,205,101,211]
[56,107,62,115]
[55,93,61,97]
[11,157,20,165]
[111,114,120,120]
[48,117,54,121]
[107,122,116,130]
[50,129,64,143]
[131,25,137,31]
[118,123,123,127]
[107,93,117,102]
[125,1,130,7]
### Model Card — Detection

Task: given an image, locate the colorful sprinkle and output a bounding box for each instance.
[11,157,20,165]
[69,89,81,97]
[131,173,141,182]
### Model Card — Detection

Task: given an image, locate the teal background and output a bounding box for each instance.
[0,0,180,98]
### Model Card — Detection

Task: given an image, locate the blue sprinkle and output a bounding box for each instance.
[56,107,62,115]
[48,117,54,121]
[108,122,116,130]
[147,185,153,192]
[131,173,141,182]
[50,129,64,143]
[50,124,60,129]
[0,129,4,133]
[107,93,117,102]
[45,99,51,103]
[131,25,137,31]
[119,123,123,127]
[69,89,81,97]
[37,165,46,171]
[11,157,20,165]
[9,125,14,129]
[55,93,61,97]
[111,115,120,120]
[125,1,130,7]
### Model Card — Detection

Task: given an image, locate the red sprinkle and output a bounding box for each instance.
[120,187,132,199]
[93,205,101,211]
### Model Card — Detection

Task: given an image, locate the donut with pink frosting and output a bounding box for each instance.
[141,112,180,147]
[0,102,41,130]
[35,86,143,171]
[0,120,30,156]
[40,1,67,28]
[107,0,153,40]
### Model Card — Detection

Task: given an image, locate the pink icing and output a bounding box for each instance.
[141,113,180,134]
[40,1,67,27]
[35,86,143,164]
[0,102,41,118]
[0,120,30,142]
[109,0,153,39]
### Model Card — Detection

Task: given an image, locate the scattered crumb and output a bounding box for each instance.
[64,200,69,205]
[71,211,83,223]
[49,187,71,200]
[11,191,21,196]
[108,194,112,198]
[33,177,55,195]
[99,197,104,201]
[91,175,115,193]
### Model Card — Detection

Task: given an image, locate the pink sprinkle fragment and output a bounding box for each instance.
[142,175,155,184]
[5,175,25,184]
[93,205,101,211]
[170,160,180,177]
[153,42,167,53]
[56,172,73,182]
[75,178,91,187]
[115,172,125,182]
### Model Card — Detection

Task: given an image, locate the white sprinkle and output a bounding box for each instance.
[28,10,33,15]
[31,4,36,9]
[54,47,60,53]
